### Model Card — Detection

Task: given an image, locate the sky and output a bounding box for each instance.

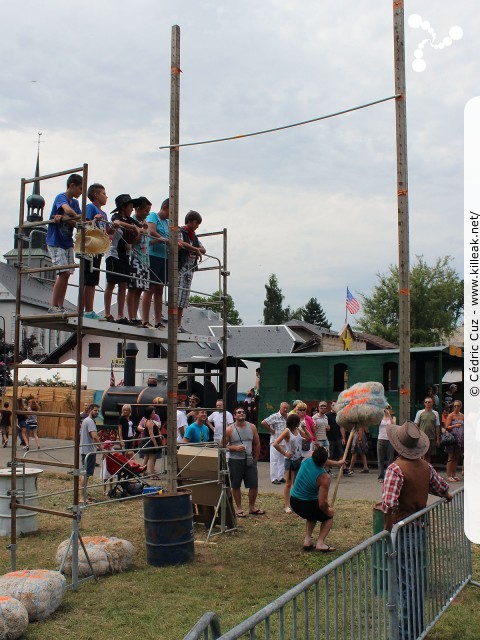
[0,0,475,330]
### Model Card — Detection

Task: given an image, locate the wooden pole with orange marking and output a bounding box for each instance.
[330,425,356,506]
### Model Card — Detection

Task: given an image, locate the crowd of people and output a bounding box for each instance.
[45,174,205,332]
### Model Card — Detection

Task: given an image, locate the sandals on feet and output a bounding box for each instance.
[249,508,266,515]
[236,510,247,518]
[314,545,336,553]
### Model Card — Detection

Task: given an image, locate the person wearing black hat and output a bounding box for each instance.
[103,194,140,324]
[127,197,152,325]
[382,421,452,640]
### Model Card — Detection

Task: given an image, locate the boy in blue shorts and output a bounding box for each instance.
[46,174,83,313]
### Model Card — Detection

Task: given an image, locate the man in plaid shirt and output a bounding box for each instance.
[382,421,452,640]
[261,402,289,484]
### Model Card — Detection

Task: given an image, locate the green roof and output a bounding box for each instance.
[239,346,455,360]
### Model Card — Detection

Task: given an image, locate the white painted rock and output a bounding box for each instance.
[56,536,135,577]
[335,381,387,430]
[0,570,66,622]
[0,596,29,640]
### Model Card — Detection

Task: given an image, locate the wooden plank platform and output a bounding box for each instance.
[19,314,220,344]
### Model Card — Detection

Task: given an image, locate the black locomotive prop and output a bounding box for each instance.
[98,342,238,441]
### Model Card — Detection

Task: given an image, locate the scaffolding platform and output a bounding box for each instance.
[19,315,220,344]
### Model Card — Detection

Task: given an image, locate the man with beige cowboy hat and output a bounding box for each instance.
[382,421,452,640]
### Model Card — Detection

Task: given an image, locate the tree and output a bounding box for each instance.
[302,297,332,329]
[189,290,243,325]
[354,256,464,346]
[18,334,42,362]
[263,274,289,324]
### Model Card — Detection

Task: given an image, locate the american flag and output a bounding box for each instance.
[346,288,360,314]
[110,362,116,387]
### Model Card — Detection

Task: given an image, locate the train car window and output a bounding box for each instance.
[147,342,161,358]
[383,361,398,391]
[333,363,348,391]
[287,364,301,392]
[88,343,101,358]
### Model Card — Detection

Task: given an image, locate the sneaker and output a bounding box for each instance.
[47,306,62,314]
[58,306,68,313]
[117,318,131,325]
[129,319,142,326]
[346,470,354,477]
[142,322,154,328]
[84,311,100,320]
[178,327,191,334]
[272,480,282,485]
[155,322,167,329]
[280,478,286,483]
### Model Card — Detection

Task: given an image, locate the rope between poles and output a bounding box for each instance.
[158,94,400,150]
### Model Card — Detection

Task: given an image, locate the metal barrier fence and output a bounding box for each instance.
[184,488,472,640]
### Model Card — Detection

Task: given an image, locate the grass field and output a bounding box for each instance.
[0,474,478,639]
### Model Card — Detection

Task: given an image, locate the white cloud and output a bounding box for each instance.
[0,0,474,330]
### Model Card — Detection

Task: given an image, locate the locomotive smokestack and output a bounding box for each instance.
[124,343,138,387]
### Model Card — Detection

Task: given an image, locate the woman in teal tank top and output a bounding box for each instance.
[290,446,343,552]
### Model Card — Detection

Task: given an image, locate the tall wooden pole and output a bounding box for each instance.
[393,1,410,423]
[167,25,181,493]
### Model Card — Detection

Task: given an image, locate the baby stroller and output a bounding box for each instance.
[105,451,150,499]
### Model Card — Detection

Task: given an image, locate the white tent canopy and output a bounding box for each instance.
[15,358,88,386]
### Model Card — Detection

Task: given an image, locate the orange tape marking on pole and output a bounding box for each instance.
[399,389,411,396]
[399,288,410,295]
[397,189,408,196]
[171,67,182,74]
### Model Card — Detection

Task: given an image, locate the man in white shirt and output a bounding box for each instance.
[207,399,233,445]
[176,408,188,443]
[261,402,289,484]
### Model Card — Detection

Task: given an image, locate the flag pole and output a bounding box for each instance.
[344,287,348,325]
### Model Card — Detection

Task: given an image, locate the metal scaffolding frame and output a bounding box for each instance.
[8,159,233,587]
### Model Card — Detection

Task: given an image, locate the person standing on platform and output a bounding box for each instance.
[127,197,152,325]
[83,183,109,319]
[143,198,169,328]
[103,194,139,324]
[261,402,289,485]
[178,210,206,332]
[46,174,83,313]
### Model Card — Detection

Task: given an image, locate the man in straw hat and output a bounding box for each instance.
[382,421,452,639]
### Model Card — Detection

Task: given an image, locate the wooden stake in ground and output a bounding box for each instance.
[330,425,357,507]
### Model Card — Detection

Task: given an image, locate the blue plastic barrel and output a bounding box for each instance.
[143,489,194,567]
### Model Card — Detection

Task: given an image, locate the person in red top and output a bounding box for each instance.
[382,421,452,640]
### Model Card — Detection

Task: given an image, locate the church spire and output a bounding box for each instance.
[26,133,45,222]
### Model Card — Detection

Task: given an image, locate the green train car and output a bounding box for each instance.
[241,346,463,458]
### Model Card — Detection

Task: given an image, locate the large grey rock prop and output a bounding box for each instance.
[0,570,66,622]
[56,535,134,577]
[0,596,29,640]
[335,381,387,431]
